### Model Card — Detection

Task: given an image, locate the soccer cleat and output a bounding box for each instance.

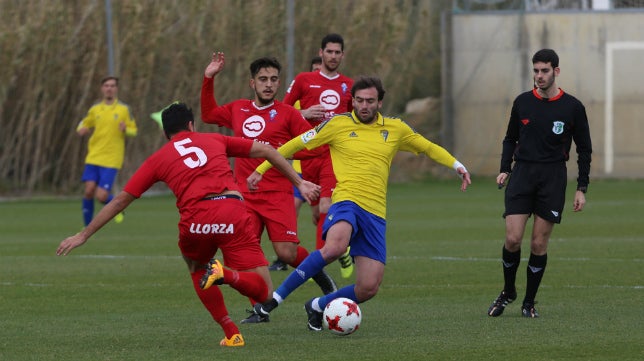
[338,247,353,279]
[240,305,270,324]
[268,259,288,271]
[304,298,323,331]
[487,290,517,317]
[521,302,539,318]
[311,269,338,295]
[114,212,124,224]
[219,333,245,347]
[200,259,224,290]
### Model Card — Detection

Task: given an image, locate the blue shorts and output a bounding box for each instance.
[322,200,387,264]
[292,172,305,202]
[81,164,118,192]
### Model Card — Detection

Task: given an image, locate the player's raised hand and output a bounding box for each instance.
[204,52,225,78]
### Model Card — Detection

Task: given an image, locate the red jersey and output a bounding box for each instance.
[201,76,313,193]
[123,131,251,214]
[283,71,354,126]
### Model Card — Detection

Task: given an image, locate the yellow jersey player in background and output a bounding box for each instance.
[76,76,137,227]
[246,75,471,331]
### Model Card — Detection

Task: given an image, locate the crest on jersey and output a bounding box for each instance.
[341,83,348,94]
[380,130,389,142]
[269,109,277,121]
[552,121,564,135]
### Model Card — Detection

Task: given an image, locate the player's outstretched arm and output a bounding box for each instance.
[56,192,136,256]
[247,141,320,201]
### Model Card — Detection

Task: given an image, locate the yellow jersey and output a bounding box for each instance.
[258,111,458,218]
[77,99,137,169]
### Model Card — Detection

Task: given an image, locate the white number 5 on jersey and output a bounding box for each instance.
[173,138,207,168]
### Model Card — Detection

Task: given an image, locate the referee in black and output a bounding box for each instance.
[487,49,593,318]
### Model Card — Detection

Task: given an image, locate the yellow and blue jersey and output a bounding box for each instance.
[258,111,458,219]
[77,99,137,169]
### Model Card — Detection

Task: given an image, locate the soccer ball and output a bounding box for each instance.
[322,297,362,335]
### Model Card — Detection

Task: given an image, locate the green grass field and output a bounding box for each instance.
[1,179,642,361]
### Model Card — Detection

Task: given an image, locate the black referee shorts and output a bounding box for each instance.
[503,161,567,224]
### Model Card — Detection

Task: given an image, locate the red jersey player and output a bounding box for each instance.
[57,103,320,346]
[282,33,354,278]
[200,54,338,323]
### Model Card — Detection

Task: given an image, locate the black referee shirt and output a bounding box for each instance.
[500,88,592,189]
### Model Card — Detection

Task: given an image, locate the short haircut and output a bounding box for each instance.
[532,49,559,68]
[162,102,193,139]
[101,76,119,85]
[351,76,386,101]
[321,33,344,51]
[249,57,281,78]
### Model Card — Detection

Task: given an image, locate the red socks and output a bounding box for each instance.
[190,270,238,338]
[223,268,269,304]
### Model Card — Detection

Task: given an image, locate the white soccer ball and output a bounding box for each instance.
[322,297,362,335]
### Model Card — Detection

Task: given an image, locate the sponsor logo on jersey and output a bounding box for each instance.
[243,115,265,138]
[552,121,564,135]
[320,89,340,110]
[189,223,234,234]
[301,129,317,143]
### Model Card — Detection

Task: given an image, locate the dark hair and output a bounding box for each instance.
[162,102,193,139]
[321,33,344,51]
[310,56,322,69]
[249,57,281,78]
[532,49,559,68]
[101,76,119,85]
[351,76,386,101]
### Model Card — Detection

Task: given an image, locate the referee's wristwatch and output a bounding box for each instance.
[576,186,587,193]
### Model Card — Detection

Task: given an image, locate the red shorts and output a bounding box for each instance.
[243,191,300,243]
[300,151,336,206]
[177,197,268,270]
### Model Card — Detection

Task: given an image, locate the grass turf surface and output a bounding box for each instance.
[1,179,642,360]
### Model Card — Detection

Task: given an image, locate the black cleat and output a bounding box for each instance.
[521,302,539,318]
[240,304,270,324]
[268,259,288,271]
[311,269,338,295]
[304,298,323,331]
[487,290,517,317]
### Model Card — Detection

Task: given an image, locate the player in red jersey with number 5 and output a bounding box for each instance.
[57,103,320,347]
